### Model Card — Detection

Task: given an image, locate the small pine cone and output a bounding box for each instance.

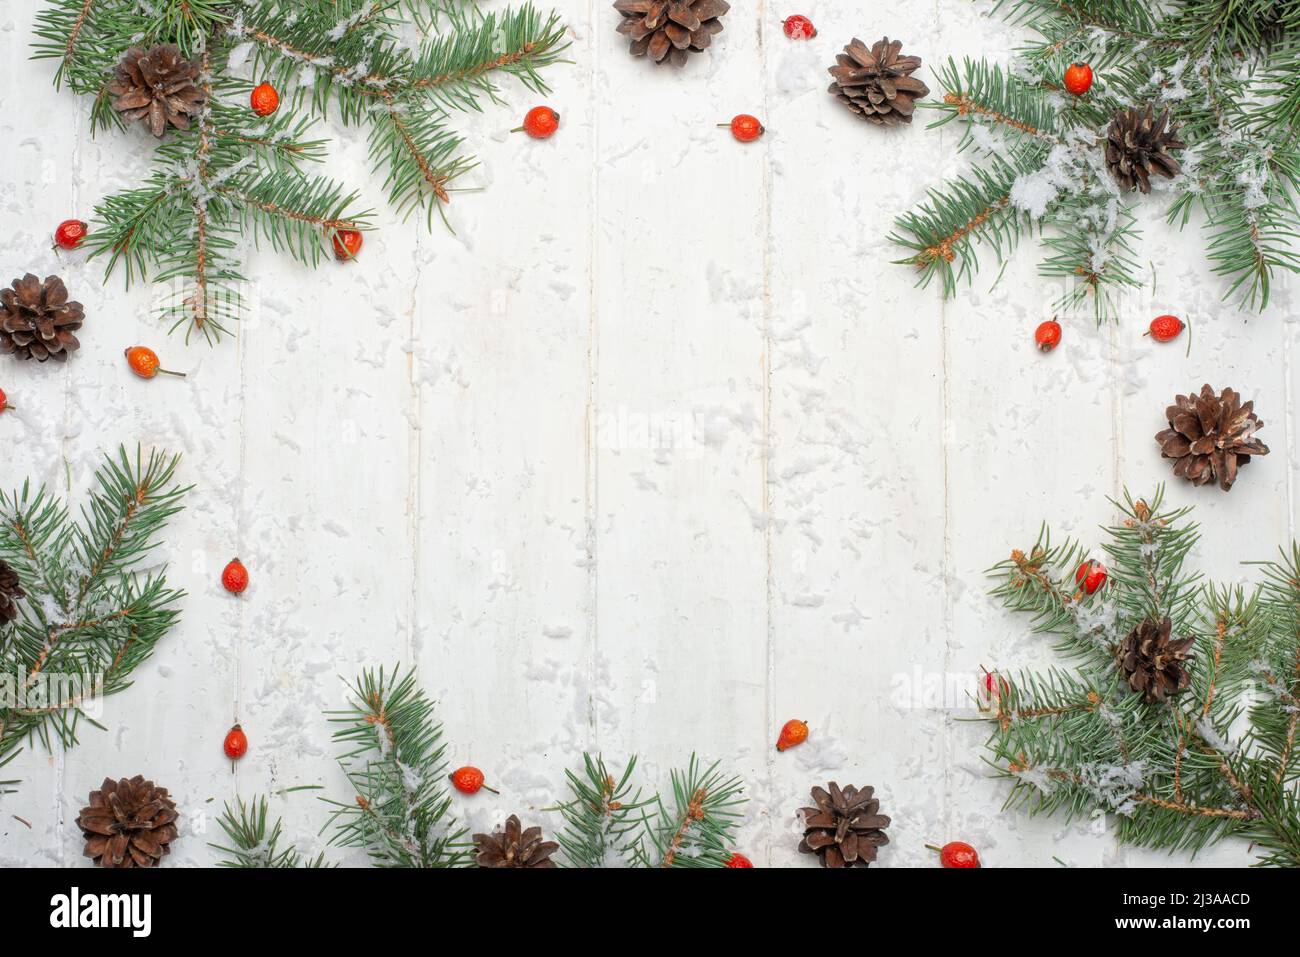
[1155,384,1269,491]
[827,37,929,126]
[1105,104,1185,193]
[77,775,180,868]
[0,273,84,363]
[0,560,24,622]
[108,44,206,138]
[1115,617,1194,702]
[613,0,730,67]
[473,814,559,868]
[798,782,891,867]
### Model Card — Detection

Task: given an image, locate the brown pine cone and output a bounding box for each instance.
[108,44,206,138]
[76,775,180,868]
[473,814,558,868]
[1116,617,1194,702]
[1105,104,1185,193]
[0,560,23,622]
[827,37,929,126]
[0,274,84,363]
[798,781,891,867]
[613,0,730,67]
[1155,384,1269,491]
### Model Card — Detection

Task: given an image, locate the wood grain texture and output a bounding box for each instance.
[0,0,1294,867]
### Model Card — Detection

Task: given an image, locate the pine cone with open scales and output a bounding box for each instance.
[613,0,730,66]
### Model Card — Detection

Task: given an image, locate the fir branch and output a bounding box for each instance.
[629,756,745,868]
[322,665,469,867]
[985,489,1300,865]
[556,753,645,868]
[211,794,330,867]
[0,447,187,791]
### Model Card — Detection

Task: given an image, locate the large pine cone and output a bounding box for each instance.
[613,0,730,67]
[1105,104,1185,193]
[827,37,929,127]
[77,776,180,868]
[0,560,23,622]
[108,44,206,138]
[1155,384,1268,491]
[473,814,558,868]
[0,274,84,363]
[798,782,890,868]
[1116,617,1194,702]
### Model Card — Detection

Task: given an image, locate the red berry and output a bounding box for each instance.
[0,388,7,414]
[728,114,765,143]
[223,724,248,760]
[1075,559,1107,595]
[725,852,754,868]
[782,15,816,39]
[775,718,809,751]
[332,228,363,261]
[519,106,560,139]
[1063,62,1093,96]
[450,765,498,794]
[222,558,249,594]
[1034,319,1062,352]
[1148,314,1184,342]
[983,671,1009,700]
[124,345,185,380]
[939,841,980,868]
[54,219,87,250]
[250,82,280,117]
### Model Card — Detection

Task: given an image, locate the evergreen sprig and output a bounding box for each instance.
[629,756,746,867]
[893,0,1300,319]
[0,446,188,795]
[984,488,1300,865]
[33,0,569,341]
[211,793,331,867]
[320,664,470,867]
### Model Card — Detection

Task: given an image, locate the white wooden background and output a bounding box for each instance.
[1,0,1296,868]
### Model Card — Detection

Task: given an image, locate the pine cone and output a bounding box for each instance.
[76,775,180,868]
[1116,617,1194,702]
[1155,384,1269,491]
[108,44,206,138]
[473,814,558,868]
[613,0,730,67]
[798,782,890,868]
[827,37,929,127]
[0,274,84,363]
[1105,104,1185,193]
[0,560,23,623]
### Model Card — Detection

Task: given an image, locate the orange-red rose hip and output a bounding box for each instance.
[450,765,498,794]
[1148,314,1184,342]
[1063,62,1093,96]
[250,82,280,117]
[726,114,765,142]
[1035,319,1062,352]
[222,558,249,594]
[332,228,363,260]
[776,718,809,751]
[517,106,560,139]
[223,724,248,760]
[54,219,87,250]
[725,852,754,867]
[938,841,980,868]
[782,15,816,39]
[124,346,185,379]
[1075,560,1107,595]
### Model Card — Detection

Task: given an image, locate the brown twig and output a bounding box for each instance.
[660,787,708,867]
[62,0,97,67]
[917,195,1011,266]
